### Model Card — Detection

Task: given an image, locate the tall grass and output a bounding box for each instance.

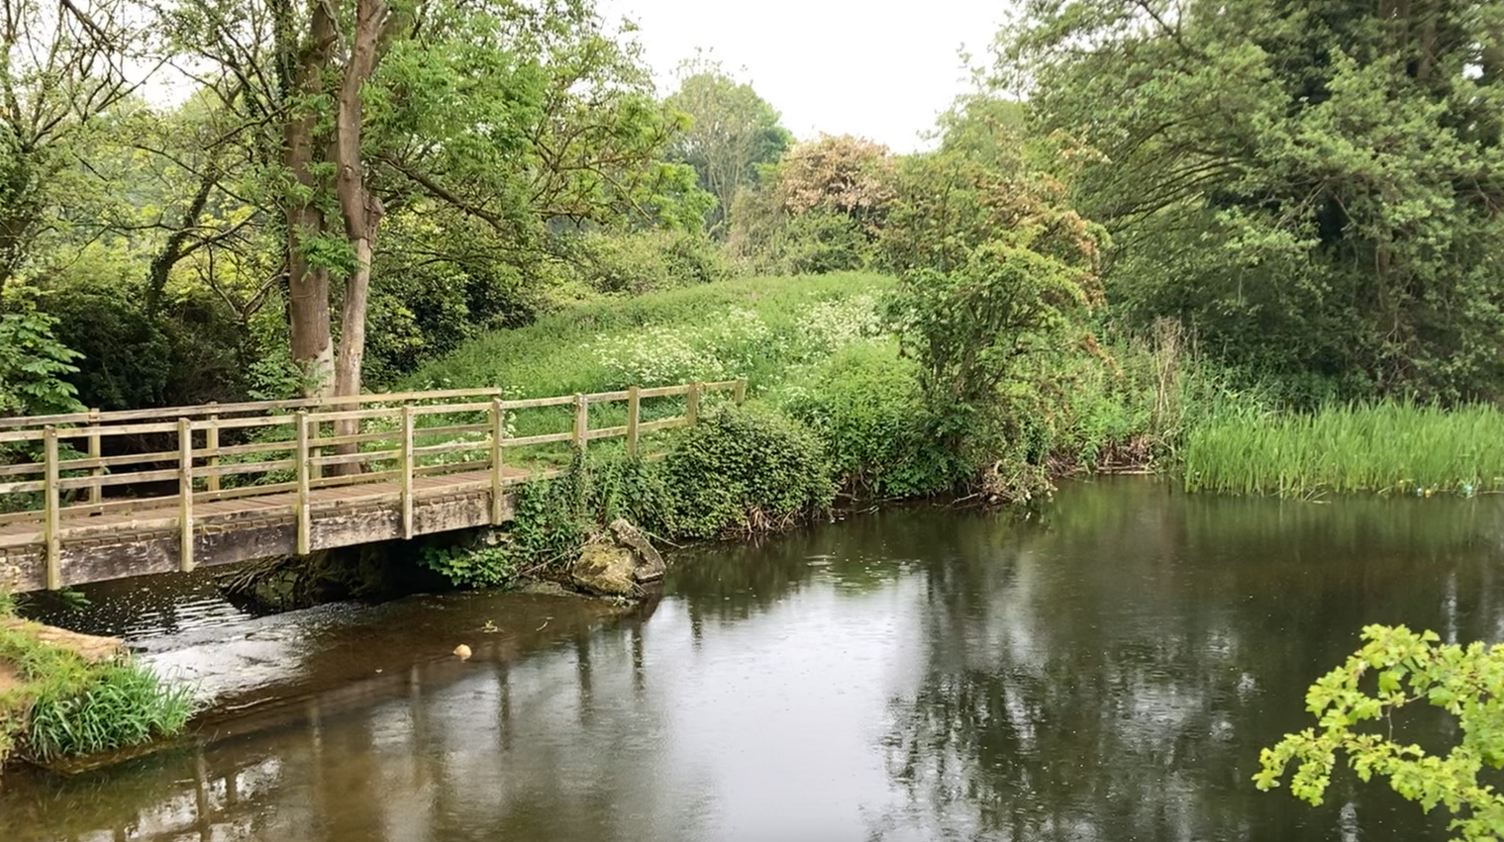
[0,620,197,764]
[1183,400,1504,496]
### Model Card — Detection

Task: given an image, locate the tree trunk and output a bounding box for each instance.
[283,0,339,398]
[329,0,391,474]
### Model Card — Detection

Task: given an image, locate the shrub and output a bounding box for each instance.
[560,229,732,295]
[0,289,84,417]
[776,344,957,496]
[420,452,661,588]
[656,405,835,539]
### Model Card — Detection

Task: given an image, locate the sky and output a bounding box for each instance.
[596,0,1013,154]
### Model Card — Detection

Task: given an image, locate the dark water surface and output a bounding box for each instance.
[4,478,1504,841]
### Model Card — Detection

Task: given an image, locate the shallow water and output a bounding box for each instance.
[4,478,1503,841]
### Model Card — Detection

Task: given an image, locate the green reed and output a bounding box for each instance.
[1183,399,1504,496]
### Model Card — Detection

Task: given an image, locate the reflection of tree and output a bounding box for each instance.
[877,479,1502,841]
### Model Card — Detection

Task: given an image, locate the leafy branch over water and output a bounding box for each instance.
[1256,625,1504,840]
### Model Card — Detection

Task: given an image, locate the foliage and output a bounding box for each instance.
[655,405,835,539]
[0,289,84,417]
[886,237,1100,437]
[1005,0,1504,401]
[727,135,897,274]
[420,451,656,589]
[39,271,246,410]
[556,228,731,296]
[776,135,897,222]
[775,344,958,497]
[0,621,196,764]
[1184,399,1504,497]
[664,57,793,233]
[418,544,520,590]
[1255,625,1504,841]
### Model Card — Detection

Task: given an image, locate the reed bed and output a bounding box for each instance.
[1183,400,1504,496]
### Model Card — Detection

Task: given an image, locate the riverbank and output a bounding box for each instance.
[0,598,194,770]
[400,273,1504,597]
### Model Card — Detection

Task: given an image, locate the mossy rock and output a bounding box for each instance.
[571,542,638,596]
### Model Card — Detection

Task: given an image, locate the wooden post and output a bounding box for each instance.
[401,403,415,539]
[687,381,702,426]
[490,397,506,525]
[178,417,195,573]
[574,394,588,452]
[205,402,221,494]
[86,408,102,506]
[43,426,61,590]
[626,385,640,457]
[734,378,747,406]
[295,411,311,556]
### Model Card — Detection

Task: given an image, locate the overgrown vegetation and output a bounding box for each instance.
[0,601,195,766]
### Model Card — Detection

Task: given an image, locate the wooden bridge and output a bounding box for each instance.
[0,380,744,592]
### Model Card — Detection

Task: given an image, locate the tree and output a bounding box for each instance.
[1256,624,1504,841]
[663,57,791,234]
[167,0,703,405]
[0,0,154,296]
[1004,0,1504,401]
[726,134,897,273]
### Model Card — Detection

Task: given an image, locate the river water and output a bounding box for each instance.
[3,478,1503,842]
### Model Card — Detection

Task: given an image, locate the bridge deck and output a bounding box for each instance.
[0,467,532,550]
[0,379,746,592]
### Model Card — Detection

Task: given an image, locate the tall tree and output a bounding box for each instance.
[1005,0,1504,401]
[664,58,791,235]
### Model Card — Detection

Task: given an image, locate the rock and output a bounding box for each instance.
[609,518,666,583]
[513,580,582,598]
[571,541,639,596]
[0,618,126,664]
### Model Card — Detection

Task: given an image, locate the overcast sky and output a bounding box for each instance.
[597,0,1012,153]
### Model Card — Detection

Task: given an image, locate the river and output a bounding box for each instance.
[3,478,1501,841]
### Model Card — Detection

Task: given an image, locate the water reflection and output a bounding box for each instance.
[3,479,1499,842]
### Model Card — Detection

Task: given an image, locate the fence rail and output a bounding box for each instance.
[0,379,746,590]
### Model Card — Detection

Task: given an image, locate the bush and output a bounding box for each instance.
[776,344,957,496]
[560,229,732,295]
[656,405,835,539]
[39,275,245,410]
[0,290,83,417]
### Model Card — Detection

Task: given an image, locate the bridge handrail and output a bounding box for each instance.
[0,378,748,590]
[0,386,520,430]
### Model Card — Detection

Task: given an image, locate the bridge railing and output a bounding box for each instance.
[0,379,746,589]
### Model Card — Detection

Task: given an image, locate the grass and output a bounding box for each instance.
[0,597,196,766]
[1183,399,1504,497]
[404,272,893,398]
[395,272,894,466]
